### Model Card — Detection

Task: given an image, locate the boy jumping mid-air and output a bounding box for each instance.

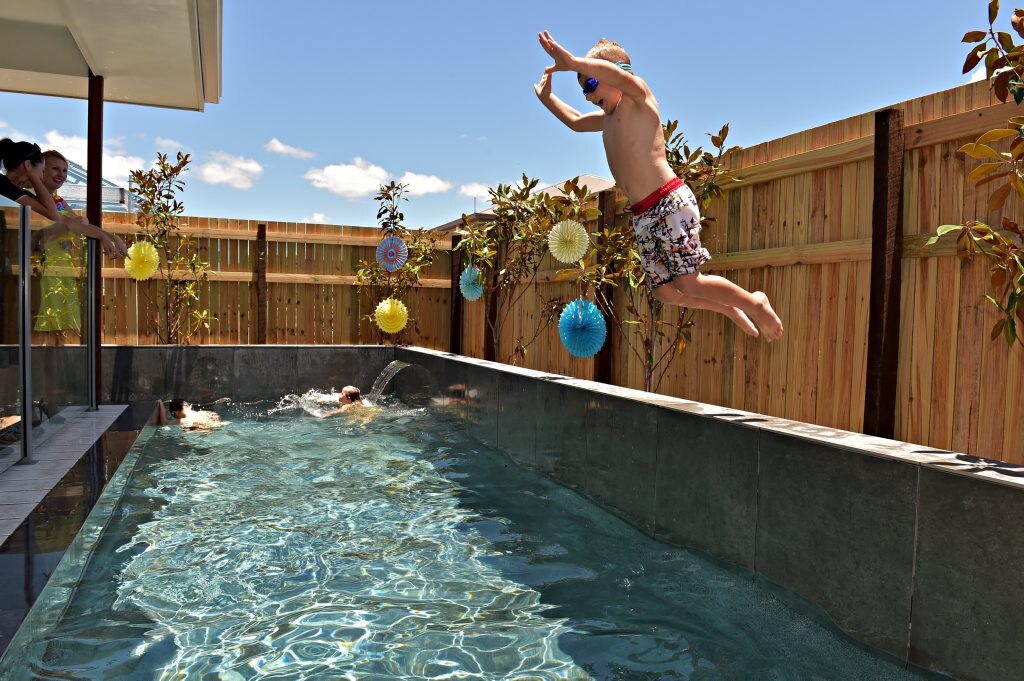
[535,31,783,342]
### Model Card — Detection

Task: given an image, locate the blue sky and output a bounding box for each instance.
[0,1,986,229]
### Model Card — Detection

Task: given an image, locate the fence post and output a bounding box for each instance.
[449,235,463,355]
[255,223,267,345]
[594,189,617,384]
[863,108,905,438]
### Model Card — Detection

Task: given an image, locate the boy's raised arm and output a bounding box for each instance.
[538,30,645,102]
[534,70,604,133]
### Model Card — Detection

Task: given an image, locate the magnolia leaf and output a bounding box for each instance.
[960,142,1003,159]
[990,0,1000,26]
[992,318,1007,341]
[963,29,989,42]
[964,46,985,74]
[998,31,1017,52]
[976,128,1020,144]
[1011,172,1024,199]
[975,170,1012,186]
[967,161,1004,183]
[989,182,1013,211]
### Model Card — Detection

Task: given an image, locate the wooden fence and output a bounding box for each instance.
[0,213,454,348]
[1,80,1020,463]
[457,80,1024,464]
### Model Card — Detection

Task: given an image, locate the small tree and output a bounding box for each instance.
[129,152,213,344]
[930,0,1024,347]
[355,181,440,344]
[455,175,562,363]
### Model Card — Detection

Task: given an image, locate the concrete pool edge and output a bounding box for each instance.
[394,346,1023,681]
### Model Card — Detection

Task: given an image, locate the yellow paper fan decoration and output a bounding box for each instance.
[124,240,160,281]
[375,297,408,334]
[548,219,589,263]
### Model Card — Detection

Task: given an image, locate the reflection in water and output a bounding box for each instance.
[0,428,140,655]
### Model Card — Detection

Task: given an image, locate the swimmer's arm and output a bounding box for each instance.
[157,400,170,426]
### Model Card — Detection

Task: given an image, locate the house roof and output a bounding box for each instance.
[0,0,222,111]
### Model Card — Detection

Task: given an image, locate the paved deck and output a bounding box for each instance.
[0,405,126,544]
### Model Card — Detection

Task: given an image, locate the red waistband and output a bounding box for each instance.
[630,177,684,215]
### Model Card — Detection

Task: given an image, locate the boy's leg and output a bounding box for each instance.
[667,272,783,342]
[653,283,759,337]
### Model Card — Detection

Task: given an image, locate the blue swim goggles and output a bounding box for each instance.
[581,77,599,95]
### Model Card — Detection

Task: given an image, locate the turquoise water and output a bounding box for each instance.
[0,400,941,680]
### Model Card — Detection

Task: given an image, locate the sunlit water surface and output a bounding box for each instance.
[0,395,939,680]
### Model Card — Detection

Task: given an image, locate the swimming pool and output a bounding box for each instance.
[0,398,943,679]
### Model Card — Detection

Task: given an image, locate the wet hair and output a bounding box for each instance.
[585,38,630,65]
[168,399,185,414]
[341,386,362,402]
[42,150,68,165]
[0,138,43,171]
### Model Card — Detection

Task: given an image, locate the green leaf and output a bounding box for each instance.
[963,46,985,74]
[991,318,1006,341]
[976,129,1020,144]
[967,161,1004,183]
[960,142,1003,159]
[937,224,965,237]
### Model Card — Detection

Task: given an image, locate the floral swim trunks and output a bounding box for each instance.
[631,177,711,288]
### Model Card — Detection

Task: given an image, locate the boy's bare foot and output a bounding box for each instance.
[750,291,784,342]
[726,307,759,337]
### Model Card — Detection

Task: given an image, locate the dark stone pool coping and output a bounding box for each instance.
[393,346,1024,681]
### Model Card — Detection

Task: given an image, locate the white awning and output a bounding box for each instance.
[0,0,222,111]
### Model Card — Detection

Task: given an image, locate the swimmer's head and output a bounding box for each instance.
[340,386,362,404]
[168,399,186,418]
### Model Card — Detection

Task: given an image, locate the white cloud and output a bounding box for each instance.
[42,130,144,187]
[459,182,491,200]
[301,212,330,223]
[155,136,184,150]
[305,157,389,200]
[266,137,314,158]
[968,64,988,83]
[196,151,263,189]
[399,171,452,196]
[0,121,7,129]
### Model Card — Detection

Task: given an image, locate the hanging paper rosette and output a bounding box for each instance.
[376,236,408,272]
[548,219,589,263]
[558,298,607,358]
[375,297,408,334]
[124,240,160,281]
[459,265,484,301]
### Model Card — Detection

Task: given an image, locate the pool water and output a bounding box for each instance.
[0,400,941,680]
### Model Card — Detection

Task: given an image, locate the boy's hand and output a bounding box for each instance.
[534,70,552,100]
[538,31,576,72]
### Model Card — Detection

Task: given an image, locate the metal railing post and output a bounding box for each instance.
[17,205,33,463]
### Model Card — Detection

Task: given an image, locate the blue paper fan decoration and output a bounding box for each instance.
[459,265,484,301]
[559,298,607,358]
[376,236,408,272]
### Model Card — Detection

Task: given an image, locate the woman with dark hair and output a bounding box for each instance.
[0,138,61,220]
